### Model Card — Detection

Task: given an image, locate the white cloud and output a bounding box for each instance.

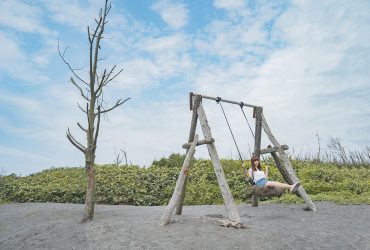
[213,0,245,10]
[261,1,370,149]
[145,33,187,52]
[191,0,370,155]
[111,32,194,92]
[0,0,51,35]
[152,0,188,29]
[41,0,101,31]
[0,90,41,113]
[114,59,161,90]
[193,7,276,61]
[0,32,49,82]
[0,0,59,81]
[96,97,192,166]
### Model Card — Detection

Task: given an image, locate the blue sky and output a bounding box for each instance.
[1,0,370,176]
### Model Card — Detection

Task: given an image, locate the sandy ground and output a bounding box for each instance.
[0,202,369,250]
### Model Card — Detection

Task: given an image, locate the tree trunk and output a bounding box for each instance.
[82,113,96,223]
[82,163,96,222]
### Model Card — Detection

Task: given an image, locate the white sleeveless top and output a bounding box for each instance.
[248,168,266,182]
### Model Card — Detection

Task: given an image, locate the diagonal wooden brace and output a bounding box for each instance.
[159,135,199,226]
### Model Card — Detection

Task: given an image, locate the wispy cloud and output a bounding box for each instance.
[0,0,59,82]
[0,31,49,83]
[152,0,188,29]
[0,0,50,35]
[41,0,101,31]
[195,0,370,152]
[213,0,245,10]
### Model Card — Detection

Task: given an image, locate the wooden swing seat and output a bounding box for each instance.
[245,185,285,207]
[252,186,285,197]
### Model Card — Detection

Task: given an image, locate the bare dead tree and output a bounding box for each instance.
[328,137,348,165]
[121,145,128,166]
[113,149,126,166]
[113,148,124,167]
[59,0,130,222]
[113,143,128,167]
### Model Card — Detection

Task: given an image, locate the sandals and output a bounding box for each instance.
[291,182,300,192]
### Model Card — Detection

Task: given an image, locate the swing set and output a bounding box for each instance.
[159,93,316,228]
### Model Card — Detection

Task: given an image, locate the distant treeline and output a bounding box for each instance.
[0,154,369,205]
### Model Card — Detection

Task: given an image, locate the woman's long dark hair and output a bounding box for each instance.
[250,155,262,171]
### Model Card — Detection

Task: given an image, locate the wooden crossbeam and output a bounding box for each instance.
[190,92,262,109]
[260,144,289,155]
[182,138,215,149]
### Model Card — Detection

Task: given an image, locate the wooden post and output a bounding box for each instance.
[159,135,198,226]
[253,107,263,157]
[251,194,259,207]
[261,113,316,211]
[252,107,263,206]
[197,103,241,224]
[176,94,201,215]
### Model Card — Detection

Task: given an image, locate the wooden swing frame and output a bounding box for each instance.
[159,93,316,228]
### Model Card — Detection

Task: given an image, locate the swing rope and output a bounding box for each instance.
[239,103,268,163]
[240,102,255,138]
[217,99,255,186]
[216,98,269,186]
[216,98,244,162]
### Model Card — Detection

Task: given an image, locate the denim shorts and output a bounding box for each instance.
[255,178,268,187]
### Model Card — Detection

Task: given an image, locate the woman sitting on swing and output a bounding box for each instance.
[246,155,300,192]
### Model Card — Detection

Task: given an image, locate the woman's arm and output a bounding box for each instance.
[243,162,252,178]
[264,165,269,178]
[247,167,252,178]
[247,168,253,179]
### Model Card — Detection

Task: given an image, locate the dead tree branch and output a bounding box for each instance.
[77,103,88,114]
[70,77,90,101]
[94,106,101,146]
[99,97,131,115]
[58,41,89,86]
[77,122,87,132]
[66,128,86,153]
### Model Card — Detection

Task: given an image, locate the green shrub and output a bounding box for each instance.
[1,154,369,205]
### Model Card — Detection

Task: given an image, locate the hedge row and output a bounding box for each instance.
[1,154,369,205]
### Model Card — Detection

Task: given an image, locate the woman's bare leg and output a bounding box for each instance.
[265,181,292,190]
